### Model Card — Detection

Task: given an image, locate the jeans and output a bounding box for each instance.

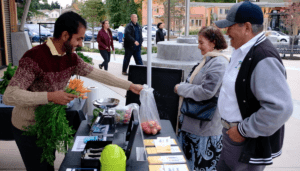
[122,47,143,73]
[12,125,55,171]
[100,50,111,71]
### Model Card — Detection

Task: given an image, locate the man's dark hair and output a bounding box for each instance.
[157,23,162,29]
[54,11,87,39]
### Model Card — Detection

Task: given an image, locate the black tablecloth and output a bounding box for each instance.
[0,98,87,141]
[59,120,192,171]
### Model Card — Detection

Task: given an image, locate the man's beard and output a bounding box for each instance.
[63,39,74,55]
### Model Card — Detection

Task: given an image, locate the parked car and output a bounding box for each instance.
[24,24,52,42]
[110,28,118,41]
[266,31,289,43]
[142,26,157,37]
[84,31,93,41]
[25,30,40,42]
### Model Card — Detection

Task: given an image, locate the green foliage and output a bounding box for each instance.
[106,0,142,29]
[76,52,94,65]
[0,63,18,94]
[17,0,44,22]
[115,48,126,55]
[78,0,106,27]
[182,30,199,35]
[191,0,236,2]
[23,102,76,165]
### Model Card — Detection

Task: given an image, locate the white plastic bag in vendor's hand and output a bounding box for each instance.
[139,84,161,135]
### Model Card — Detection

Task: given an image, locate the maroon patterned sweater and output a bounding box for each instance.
[3,40,132,130]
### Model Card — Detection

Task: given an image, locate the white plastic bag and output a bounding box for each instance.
[139,85,161,135]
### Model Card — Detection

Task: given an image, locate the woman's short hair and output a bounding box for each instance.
[198,26,227,50]
[157,23,162,29]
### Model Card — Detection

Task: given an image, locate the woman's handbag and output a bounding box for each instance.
[180,96,218,121]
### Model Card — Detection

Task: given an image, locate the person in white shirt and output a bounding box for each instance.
[214,1,293,171]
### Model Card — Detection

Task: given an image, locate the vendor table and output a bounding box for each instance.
[0,98,87,140]
[59,120,192,171]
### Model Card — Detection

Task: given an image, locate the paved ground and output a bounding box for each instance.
[1,49,300,170]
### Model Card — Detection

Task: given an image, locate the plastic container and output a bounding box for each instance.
[113,104,134,124]
[100,144,126,171]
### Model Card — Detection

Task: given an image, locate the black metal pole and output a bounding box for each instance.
[39,24,41,45]
[167,0,170,41]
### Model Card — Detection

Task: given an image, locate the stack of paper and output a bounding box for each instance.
[149,164,189,171]
[147,155,186,165]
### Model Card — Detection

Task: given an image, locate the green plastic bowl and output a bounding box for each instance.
[100,144,126,171]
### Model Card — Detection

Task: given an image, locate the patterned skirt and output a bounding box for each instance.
[177,115,223,171]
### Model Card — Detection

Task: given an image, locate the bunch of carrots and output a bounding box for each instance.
[23,78,92,165]
[65,78,91,99]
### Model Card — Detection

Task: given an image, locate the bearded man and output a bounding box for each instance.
[3,11,142,170]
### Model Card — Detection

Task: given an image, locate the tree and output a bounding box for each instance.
[78,0,106,48]
[172,0,185,35]
[17,0,44,22]
[282,0,300,36]
[106,0,142,29]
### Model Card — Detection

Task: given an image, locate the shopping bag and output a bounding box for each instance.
[139,85,161,135]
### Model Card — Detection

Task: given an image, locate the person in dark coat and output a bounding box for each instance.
[156,22,165,44]
[122,14,143,75]
[97,20,114,71]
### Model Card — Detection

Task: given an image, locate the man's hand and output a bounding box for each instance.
[134,41,139,46]
[47,90,78,105]
[129,84,143,95]
[174,84,179,94]
[226,126,246,143]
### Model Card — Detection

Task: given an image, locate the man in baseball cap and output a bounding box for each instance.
[214,1,293,171]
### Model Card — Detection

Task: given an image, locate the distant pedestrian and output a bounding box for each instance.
[118,24,125,43]
[156,22,165,44]
[97,20,114,71]
[122,14,143,75]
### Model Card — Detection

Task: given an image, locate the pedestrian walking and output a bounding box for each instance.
[2,11,143,170]
[122,14,143,75]
[175,26,229,171]
[214,1,293,170]
[118,24,125,43]
[97,20,114,71]
[156,22,165,44]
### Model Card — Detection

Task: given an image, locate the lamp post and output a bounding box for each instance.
[185,0,190,36]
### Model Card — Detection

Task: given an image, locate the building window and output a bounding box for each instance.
[220,9,223,14]
[157,8,159,13]
[196,20,199,26]
[199,20,202,26]
[183,19,185,25]
[191,19,194,26]
[225,9,229,14]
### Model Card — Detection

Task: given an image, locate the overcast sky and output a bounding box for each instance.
[47,0,72,8]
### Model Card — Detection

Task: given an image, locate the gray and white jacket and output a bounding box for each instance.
[235,34,293,165]
[177,56,229,136]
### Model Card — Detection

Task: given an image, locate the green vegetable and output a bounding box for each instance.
[91,108,103,124]
[0,63,18,94]
[23,102,76,165]
[77,52,94,65]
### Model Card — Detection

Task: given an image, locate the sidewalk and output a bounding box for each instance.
[1,53,300,170]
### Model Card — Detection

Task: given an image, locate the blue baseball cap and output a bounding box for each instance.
[214,1,263,28]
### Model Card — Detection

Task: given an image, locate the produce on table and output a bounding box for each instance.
[141,120,161,135]
[23,77,91,165]
[114,106,132,124]
[0,63,18,94]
